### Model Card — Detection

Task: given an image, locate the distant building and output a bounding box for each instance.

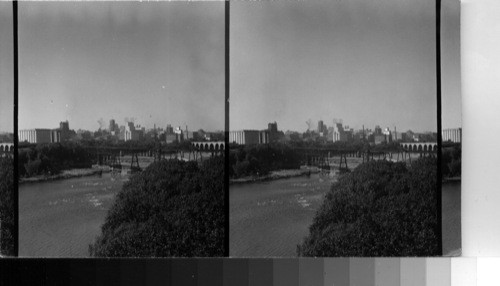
[59,120,70,142]
[317,120,324,134]
[124,122,144,141]
[19,129,60,144]
[442,128,462,143]
[375,127,392,144]
[230,130,269,145]
[166,126,184,144]
[268,122,278,134]
[109,119,116,132]
[268,122,279,142]
[166,124,174,135]
[332,123,352,142]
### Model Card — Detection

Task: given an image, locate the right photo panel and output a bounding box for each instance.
[230,0,461,257]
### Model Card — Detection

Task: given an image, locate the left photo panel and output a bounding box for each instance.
[18,1,225,257]
[0,2,15,257]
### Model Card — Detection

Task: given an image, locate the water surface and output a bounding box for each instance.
[19,172,127,257]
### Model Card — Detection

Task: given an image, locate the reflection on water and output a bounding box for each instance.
[19,172,128,257]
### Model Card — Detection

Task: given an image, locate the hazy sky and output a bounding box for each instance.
[18,2,224,131]
[0,2,13,133]
[231,0,461,133]
[442,0,461,129]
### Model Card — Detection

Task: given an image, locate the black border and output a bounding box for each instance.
[224,0,230,257]
[436,0,443,256]
[12,0,19,258]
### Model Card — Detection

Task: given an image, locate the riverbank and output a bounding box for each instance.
[19,167,111,184]
[443,176,461,183]
[230,167,322,185]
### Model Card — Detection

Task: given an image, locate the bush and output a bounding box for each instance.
[230,144,301,178]
[0,157,15,256]
[442,145,461,178]
[297,157,439,256]
[18,143,92,177]
[89,156,224,257]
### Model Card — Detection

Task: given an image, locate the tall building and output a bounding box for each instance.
[166,124,174,135]
[59,120,70,142]
[166,126,184,144]
[19,129,60,144]
[442,128,462,143]
[317,120,324,134]
[268,122,278,134]
[268,122,278,142]
[124,122,144,141]
[109,119,116,132]
[332,123,352,142]
[230,130,269,145]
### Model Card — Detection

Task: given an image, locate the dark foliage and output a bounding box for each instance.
[89,156,224,257]
[18,143,92,177]
[442,145,461,178]
[298,157,439,256]
[0,157,15,256]
[229,144,301,178]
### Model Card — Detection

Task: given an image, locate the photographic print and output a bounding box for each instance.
[0,2,15,257]
[18,1,225,257]
[229,0,461,257]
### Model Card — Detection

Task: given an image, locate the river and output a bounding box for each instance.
[442,180,461,256]
[230,173,335,257]
[230,174,461,257]
[19,172,128,257]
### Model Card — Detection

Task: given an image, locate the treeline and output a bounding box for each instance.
[442,145,461,178]
[298,157,439,256]
[0,157,15,256]
[89,156,224,257]
[18,143,92,177]
[229,144,301,178]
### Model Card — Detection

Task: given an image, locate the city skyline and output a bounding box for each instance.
[18,117,223,133]
[230,0,461,133]
[17,2,224,131]
[230,119,440,135]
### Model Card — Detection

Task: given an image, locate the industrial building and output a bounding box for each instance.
[442,128,462,143]
[332,123,352,142]
[19,129,60,144]
[230,130,269,145]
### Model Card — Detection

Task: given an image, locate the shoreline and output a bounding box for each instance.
[442,177,461,183]
[19,167,112,184]
[230,167,322,185]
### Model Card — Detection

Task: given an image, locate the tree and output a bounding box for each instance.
[0,157,15,256]
[297,157,439,256]
[89,156,224,257]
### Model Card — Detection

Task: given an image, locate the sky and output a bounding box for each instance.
[0,2,14,133]
[230,0,461,133]
[442,0,462,129]
[18,2,224,132]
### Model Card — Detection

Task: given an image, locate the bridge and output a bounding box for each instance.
[400,142,437,152]
[285,144,437,172]
[17,141,223,172]
[0,143,13,157]
[83,144,216,171]
[191,141,225,151]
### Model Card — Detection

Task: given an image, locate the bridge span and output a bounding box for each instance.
[191,141,225,151]
[0,143,13,157]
